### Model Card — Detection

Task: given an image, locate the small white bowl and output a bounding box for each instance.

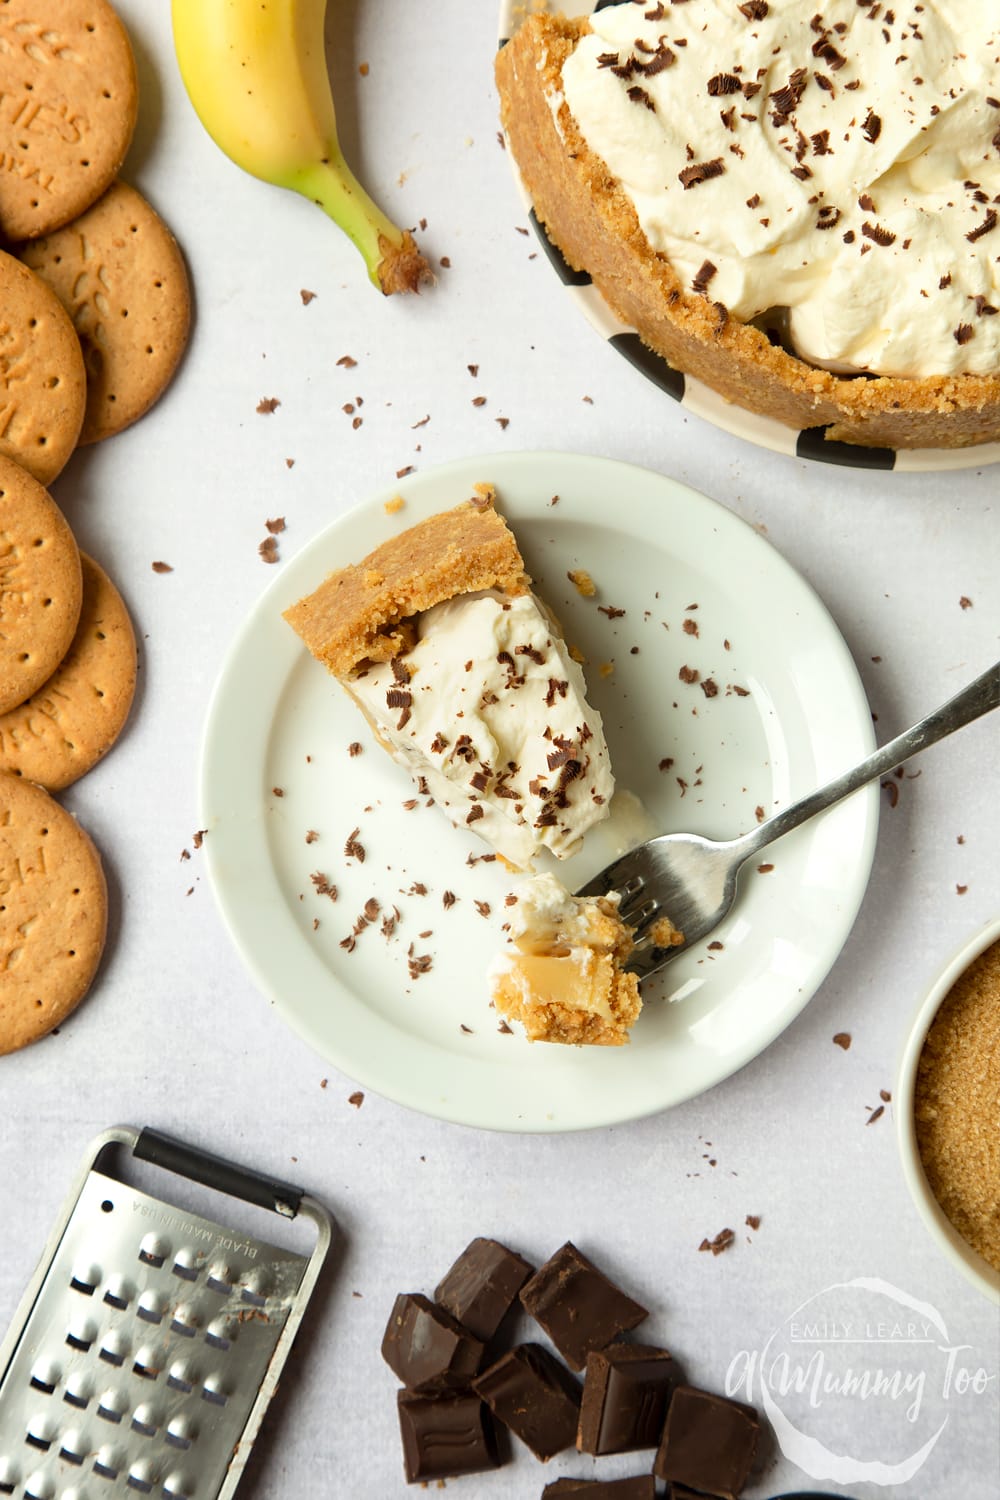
[896,915,1000,1305]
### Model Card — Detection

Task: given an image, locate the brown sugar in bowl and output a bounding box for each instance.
[897,917,1000,1304]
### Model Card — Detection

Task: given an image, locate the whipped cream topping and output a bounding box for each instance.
[347,591,614,868]
[559,0,1000,377]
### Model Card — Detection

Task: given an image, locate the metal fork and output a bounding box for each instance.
[577,661,999,980]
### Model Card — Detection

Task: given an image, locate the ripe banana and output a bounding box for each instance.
[170,0,429,294]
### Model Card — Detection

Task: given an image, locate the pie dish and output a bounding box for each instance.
[496,6,1000,451]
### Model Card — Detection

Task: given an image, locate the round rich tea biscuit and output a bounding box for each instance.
[0,251,88,483]
[0,456,82,714]
[0,0,138,242]
[0,771,107,1055]
[0,553,136,789]
[20,180,191,443]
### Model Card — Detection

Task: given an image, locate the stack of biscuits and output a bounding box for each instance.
[0,0,191,1056]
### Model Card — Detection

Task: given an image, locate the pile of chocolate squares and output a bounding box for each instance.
[381,1238,761,1497]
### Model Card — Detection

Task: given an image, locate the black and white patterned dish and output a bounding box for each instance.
[497,0,1000,471]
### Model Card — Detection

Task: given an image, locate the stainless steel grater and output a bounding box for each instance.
[0,1125,333,1500]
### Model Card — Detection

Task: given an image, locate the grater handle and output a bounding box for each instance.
[133,1128,304,1218]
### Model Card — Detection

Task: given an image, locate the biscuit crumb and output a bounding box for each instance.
[384,496,405,514]
[567,568,596,597]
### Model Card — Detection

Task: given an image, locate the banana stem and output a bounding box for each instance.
[293,156,430,295]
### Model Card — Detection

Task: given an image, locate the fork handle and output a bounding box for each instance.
[738,660,1000,860]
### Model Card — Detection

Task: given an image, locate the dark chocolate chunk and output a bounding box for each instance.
[654,1385,759,1498]
[396,1388,501,1483]
[473,1343,582,1460]
[381,1292,484,1392]
[542,1478,657,1498]
[578,1342,680,1454]
[520,1242,648,1370]
[434,1237,534,1341]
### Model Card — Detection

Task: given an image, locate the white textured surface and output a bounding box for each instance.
[0,3,997,1499]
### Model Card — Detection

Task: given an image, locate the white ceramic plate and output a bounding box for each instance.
[496,1,1000,474]
[200,452,878,1132]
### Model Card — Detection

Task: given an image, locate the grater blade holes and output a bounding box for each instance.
[171,1250,200,1282]
[63,1372,92,1409]
[136,1291,165,1325]
[103,1274,133,1310]
[96,1391,126,1424]
[165,1361,195,1395]
[165,1416,195,1450]
[57,1442,85,1466]
[93,1444,123,1480]
[203,1317,234,1352]
[25,1417,57,1453]
[28,1359,59,1395]
[23,1474,54,1500]
[126,1463,156,1493]
[205,1262,233,1295]
[137,1235,169,1269]
[130,1403,159,1438]
[169,1306,201,1340]
[69,1260,101,1296]
[162,1473,193,1498]
[98,1330,129,1367]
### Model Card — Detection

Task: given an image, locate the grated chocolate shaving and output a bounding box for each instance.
[679,157,725,189]
[344,828,366,862]
[691,259,718,293]
[627,84,656,111]
[708,72,742,95]
[862,220,896,246]
[966,209,998,243]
